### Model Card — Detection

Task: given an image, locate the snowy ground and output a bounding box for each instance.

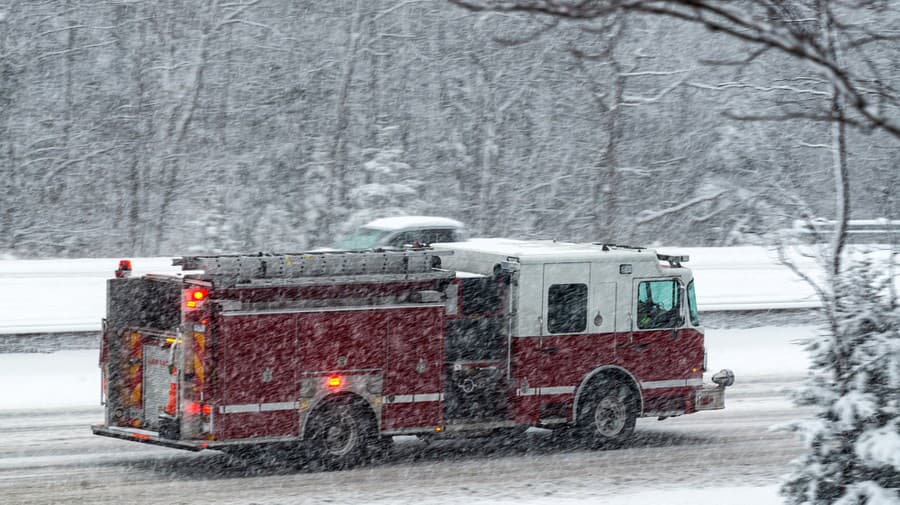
[414,486,782,505]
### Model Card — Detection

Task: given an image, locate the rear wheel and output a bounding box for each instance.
[577,378,637,448]
[306,398,375,470]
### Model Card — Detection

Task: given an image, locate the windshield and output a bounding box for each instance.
[335,227,392,250]
[687,280,700,326]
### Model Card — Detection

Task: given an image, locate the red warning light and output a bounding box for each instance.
[115,259,133,278]
[185,288,209,309]
[327,376,342,388]
[185,401,213,416]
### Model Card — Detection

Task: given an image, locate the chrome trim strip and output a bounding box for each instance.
[220,404,259,414]
[641,378,704,389]
[516,386,576,397]
[442,421,517,431]
[541,386,576,395]
[219,401,299,414]
[383,393,443,404]
[260,401,299,412]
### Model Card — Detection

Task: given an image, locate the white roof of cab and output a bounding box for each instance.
[364,216,465,231]
[438,238,661,264]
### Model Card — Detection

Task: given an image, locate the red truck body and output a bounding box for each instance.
[93,241,732,466]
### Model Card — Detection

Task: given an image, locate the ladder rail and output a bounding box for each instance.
[173,248,452,281]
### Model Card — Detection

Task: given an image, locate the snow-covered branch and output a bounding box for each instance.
[449,0,900,140]
[635,189,729,224]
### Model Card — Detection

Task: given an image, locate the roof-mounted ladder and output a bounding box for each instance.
[173,249,453,284]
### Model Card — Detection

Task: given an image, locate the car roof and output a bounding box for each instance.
[363,216,465,231]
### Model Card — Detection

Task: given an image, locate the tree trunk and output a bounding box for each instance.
[154,0,214,253]
[325,0,364,239]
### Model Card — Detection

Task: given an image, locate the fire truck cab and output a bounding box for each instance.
[439,239,730,430]
[93,241,732,468]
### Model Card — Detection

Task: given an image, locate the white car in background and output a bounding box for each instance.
[334,216,467,250]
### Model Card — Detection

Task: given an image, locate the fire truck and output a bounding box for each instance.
[93,239,734,468]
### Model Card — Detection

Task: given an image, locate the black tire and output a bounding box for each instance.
[305,397,375,470]
[576,377,638,448]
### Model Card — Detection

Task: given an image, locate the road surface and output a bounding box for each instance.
[0,379,810,505]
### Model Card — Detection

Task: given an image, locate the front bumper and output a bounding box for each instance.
[694,386,726,411]
[694,369,735,411]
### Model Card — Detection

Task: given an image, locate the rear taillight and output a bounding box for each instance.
[184,288,208,309]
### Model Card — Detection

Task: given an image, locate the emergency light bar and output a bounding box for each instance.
[657,253,689,267]
[115,259,133,278]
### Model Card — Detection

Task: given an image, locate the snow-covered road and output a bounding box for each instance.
[0,381,810,505]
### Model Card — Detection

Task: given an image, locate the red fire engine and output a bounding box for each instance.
[93,239,734,468]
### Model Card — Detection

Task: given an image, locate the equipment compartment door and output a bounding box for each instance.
[382,306,444,431]
[142,342,174,429]
[218,314,299,440]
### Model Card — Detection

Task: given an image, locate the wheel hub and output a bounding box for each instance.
[323,413,357,456]
[594,395,627,437]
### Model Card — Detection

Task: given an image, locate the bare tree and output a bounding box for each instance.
[148,0,260,254]
[449,0,900,141]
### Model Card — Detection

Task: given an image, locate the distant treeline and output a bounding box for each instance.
[0,1,895,257]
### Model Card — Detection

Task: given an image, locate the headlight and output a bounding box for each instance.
[712,369,735,388]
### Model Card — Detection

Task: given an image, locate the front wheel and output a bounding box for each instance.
[577,379,637,448]
[305,399,374,470]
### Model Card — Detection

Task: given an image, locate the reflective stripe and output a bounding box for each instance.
[260,401,299,412]
[641,378,704,389]
[516,386,576,397]
[541,386,576,395]
[383,393,443,404]
[219,401,299,414]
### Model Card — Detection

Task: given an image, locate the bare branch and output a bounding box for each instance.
[635,189,729,224]
[722,110,866,129]
[621,78,684,105]
[449,0,900,140]
[493,18,560,45]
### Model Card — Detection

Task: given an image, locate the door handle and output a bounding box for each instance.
[542,347,559,355]
[632,343,649,350]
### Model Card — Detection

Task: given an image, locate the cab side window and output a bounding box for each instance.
[548,283,587,333]
[636,279,683,329]
[387,231,416,247]
[388,229,455,247]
